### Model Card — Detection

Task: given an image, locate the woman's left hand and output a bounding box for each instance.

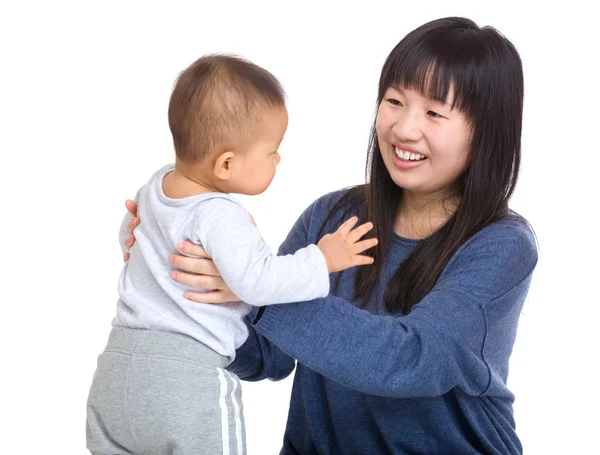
[123,199,140,262]
[169,241,241,303]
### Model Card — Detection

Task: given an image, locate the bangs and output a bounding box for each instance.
[385,59,471,114]
[379,25,495,118]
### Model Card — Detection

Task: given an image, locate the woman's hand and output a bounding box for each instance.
[123,199,140,262]
[169,241,241,303]
[122,198,242,303]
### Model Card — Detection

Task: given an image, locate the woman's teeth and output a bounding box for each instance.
[395,147,425,161]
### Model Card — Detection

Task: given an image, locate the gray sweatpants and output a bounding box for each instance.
[86,327,246,455]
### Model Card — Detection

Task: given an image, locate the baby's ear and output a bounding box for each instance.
[213,151,235,180]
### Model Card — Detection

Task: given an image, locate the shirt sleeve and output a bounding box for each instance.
[227,198,323,381]
[252,221,538,398]
[191,197,330,307]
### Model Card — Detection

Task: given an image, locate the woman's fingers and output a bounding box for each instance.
[124,234,136,250]
[170,270,240,302]
[175,241,210,259]
[183,291,234,304]
[170,269,212,288]
[168,254,219,276]
[127,217,139,235]
[125,199,138,217]
[170,269,226,289]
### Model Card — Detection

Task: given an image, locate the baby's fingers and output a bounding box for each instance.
[336,216,359,236]
[348,221,374,243]
[352,255,375,266]
[352,237,378,255]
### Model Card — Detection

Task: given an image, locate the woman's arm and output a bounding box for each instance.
[250,222,538,399]
[177,218,537,398]
[227,307,296,381]
[135,195,537,397]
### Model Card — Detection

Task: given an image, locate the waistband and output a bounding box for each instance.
[105,326,229,368]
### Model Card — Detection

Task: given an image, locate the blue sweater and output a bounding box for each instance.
[229,189,538,455]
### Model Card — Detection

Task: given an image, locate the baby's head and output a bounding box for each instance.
[168,54,287,195]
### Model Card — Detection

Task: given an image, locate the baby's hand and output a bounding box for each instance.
[317,217,378,274]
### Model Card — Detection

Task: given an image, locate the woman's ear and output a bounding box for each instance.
[213,151,236,180]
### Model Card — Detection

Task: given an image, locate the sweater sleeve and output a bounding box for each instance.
[227,307,296,381]
[191,197,330,307]
[252,222,538,398]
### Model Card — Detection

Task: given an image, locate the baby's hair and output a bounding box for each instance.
[168,54,286,163]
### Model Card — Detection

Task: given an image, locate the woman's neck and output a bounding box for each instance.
[394,191,459,239]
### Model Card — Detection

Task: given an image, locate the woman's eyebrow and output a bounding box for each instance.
[389,84,452,107]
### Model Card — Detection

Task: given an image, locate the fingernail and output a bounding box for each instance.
[170,270,177,279]
[168,255,174,263]
[177,242,185,250]
[184,293,191,299]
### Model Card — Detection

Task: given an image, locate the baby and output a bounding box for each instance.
[86,54,376,455]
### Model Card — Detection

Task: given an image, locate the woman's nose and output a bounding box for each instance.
[392,111,423,142]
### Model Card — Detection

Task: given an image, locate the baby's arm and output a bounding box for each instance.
[194,198,375,306]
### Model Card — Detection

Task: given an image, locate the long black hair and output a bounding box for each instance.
[322,17,525,314]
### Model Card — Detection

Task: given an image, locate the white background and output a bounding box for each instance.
[1,1,598,454]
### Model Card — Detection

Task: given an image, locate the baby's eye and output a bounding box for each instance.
[387,98,403,106]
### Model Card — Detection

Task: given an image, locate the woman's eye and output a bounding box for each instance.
[387,98,403,106]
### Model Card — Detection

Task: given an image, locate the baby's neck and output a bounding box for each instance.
[162,165,222,199]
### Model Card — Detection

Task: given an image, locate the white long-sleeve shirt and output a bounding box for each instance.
[113,164,330,361]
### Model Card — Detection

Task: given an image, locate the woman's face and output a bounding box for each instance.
[376,85,472,200]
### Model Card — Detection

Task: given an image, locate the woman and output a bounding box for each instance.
[125,16,537,454]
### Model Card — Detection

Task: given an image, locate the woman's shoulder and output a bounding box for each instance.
[295,186,366,242]
[305,185,366,221]
[437,214,538,302]
[475,213,537,254]
[449,213,538,281]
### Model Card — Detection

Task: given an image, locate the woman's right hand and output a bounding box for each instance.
[168,242,241,303]
[122,198,241,303]
[123,199,140,262]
